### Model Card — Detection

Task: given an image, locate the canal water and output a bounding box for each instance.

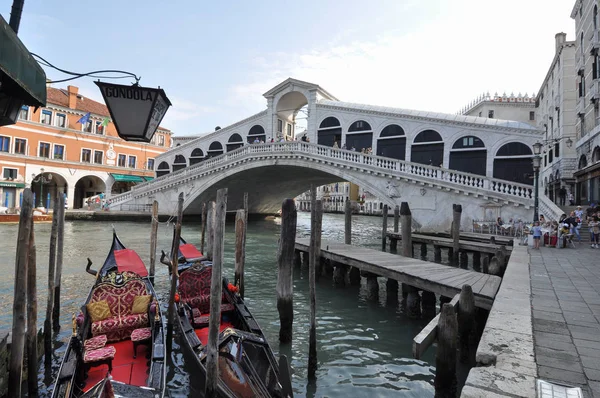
[0,212,437,397]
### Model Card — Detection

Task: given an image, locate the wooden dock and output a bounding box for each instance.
[295,239,502,310]
[418,231,515,246]
[386,232,513,254]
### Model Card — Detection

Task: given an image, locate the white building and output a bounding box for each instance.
[460,92,537,126]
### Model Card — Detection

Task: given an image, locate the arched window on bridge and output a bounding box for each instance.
[207,141,224,158]
[410,130,444,166]
[189,148,205,165]
[493,142,533,185]
[376,124,406,160]
[579,154,588,169]
[346,120,373,152]
[592,146,600,163]
[247,125,266,143]
[449,136,486,176]
[172,155,187,172]
[156,161,170,177]
[317,117,342,147]
[227,133,244,152]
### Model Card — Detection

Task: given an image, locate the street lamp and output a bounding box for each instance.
[32,168,52,208]
[532,142,543,222]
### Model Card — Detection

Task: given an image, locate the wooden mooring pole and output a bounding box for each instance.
[200,202,207,254]
[400,202,412,258]
[44,192,60,365]
[166,193,184,353]
[390,205,399,252]
[26,216,38,396]
[149,200,159,283]
[8,188,33,397]
[344,199,351,245]
[277,199,297,343]
[206,201,216,261]
[52,192,65,332]
[434,303,457,398]
[381,204,388,251]
[234,209,247,298]
[458,284,476,365]
[206,188,228,398]
[451,204,462,264]
[308,194,322,379]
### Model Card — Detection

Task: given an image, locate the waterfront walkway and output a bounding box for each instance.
[530,244,600,397]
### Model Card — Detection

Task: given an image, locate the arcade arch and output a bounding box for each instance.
[579,154,588,169]
[207,141,224,158]
[493,142,533,185]
[376,124,406,160]
[189,148,205,165]
[156,161,170,177]
[75,175,106,209]
[317,117,342,147]
[275,91,308,140]
[411,130,444,166]
[30,171,68,210]
[346,120,373,152]
[592,146,600,163]
[449,136,487,176]
[247,125,266,143]
[227,134,244,152]
[172,155,187,172]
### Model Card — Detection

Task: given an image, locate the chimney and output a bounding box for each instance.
[67,85,79,109]
[555,32,567,52]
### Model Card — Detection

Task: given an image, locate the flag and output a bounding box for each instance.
[77,112,91,124]
[101,117,110,127]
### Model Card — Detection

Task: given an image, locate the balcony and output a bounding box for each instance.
[591,80,600,103]
[592,29,600,54]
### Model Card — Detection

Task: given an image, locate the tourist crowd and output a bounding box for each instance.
[529,205,600,249]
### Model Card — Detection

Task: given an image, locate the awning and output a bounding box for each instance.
[0,181,25,188]
[0,16,46,106]
[143,176,154,181]
[111,173,145,183]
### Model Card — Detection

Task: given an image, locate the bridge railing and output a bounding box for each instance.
[109,141,534,205]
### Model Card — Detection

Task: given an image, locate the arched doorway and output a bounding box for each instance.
[156,161,170,177]
[411,130,444,166]
[449,136,487,176]
[247,125,266,143]
[592,147,600,163]
[275,91,308,140]
[227,134,244,152]
[189,148,205,165]
[172,155,187,172]
[207,141,224,158]
[346,120,373,152]
[30,171,68,209]
[317,117,342,147]
[376,124,406,160]
[75,175,106,209]
[493,142,533,185]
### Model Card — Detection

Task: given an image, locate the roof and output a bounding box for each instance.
[263,78,339,101]
[318,100,541,132]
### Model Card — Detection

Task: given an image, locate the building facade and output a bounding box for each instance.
[460,92,537,126]
[296,182,359,213]
[0,84,172,210]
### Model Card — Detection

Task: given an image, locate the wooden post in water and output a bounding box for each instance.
[363,271,379,301]
[349,267,361,286]
[473,252,481,272]
[458,285,476,364]
[434,245,442,263]
[205,188,228,398]
[26,217,38,396]
[381,204,388,251]
[333,263,347,287]
[302,251,309,269]
[200,202,207,254]
[149,200,159,283]
[294,250,302,268]
[308,197,322,380]
[434,303,458,398]
[344,199,351,245]
[406,285,421,319]
[206,201,216,261]
[390,205,400,252]
[421,291,437,319]
[451,204,462,264]
[460,252,469,269]
[44,193,60,365]
[52,193,65,332]
[482,256,490,274]
[400,202,412,258]
[166,193,184,353]
[234,209,247,298]
[8,188,33,398]
[386,278,398,306]
[277,199,297,343]
[420,243,428,259]
[243,191,249,224]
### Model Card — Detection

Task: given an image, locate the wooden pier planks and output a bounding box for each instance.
[386,232,513,254]
[295,239,501,310]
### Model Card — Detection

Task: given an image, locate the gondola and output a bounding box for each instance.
[160,236,210,274]
[52,232,167,398]
[162,238,294,397]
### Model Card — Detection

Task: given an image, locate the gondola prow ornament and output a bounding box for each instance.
[95,81,172,143]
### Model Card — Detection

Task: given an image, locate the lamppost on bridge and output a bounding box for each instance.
[532,142,543,222]
[32,168,52,208]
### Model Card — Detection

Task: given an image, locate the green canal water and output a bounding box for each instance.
[0,212,437,397]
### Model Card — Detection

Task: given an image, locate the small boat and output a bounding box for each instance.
[52,232,167,398]
[164,238,294,397]
[160,236,210,274]
[0,213,52,223]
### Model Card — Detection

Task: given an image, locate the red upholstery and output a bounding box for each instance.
[179,266,213,313]
[180,243,203,260]
[84,335,107,351]
[131,327,152,342]
[84,346,116,363]
[114,249,148,277]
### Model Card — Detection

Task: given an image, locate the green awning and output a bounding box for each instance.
[143,176,154,181]
[0,181,25,188]
[111,174,145,183]
[0,16,46,106]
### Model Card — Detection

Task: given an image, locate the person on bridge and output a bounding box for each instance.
[333,141,339,148]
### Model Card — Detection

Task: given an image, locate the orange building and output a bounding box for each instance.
[0,84,172,210]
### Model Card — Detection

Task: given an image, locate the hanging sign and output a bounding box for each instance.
[95,81,172,143]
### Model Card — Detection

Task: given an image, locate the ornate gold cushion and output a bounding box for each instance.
[87,300,112,323]
[131,295,152,314]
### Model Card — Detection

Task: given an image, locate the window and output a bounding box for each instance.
[39,142,50,158]
[84,120,93,133]
[0,136,10,152]
[53,144,64,160]
[118,154,126,167]
[128,155,137,168]
[287,124,292,136]
[41,110,52,124]
[548,149,553,163]
[462,137,475,146]
[277,119,283,132]
[3,168,17,179]
[96,121,105,135]
[478,111,482,117]
[93,150,103,164]
[14,138,26,155]
[147,158,155,170]
[158,134,165,146]
[529,111,535,121]
[18,106,28,120]
[488,110,494,118]
[555,142,560,158]
[81,149,91,163]
[56,113,66,128]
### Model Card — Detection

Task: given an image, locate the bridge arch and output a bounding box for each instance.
[172,155,187,172]
[346,120,373,152]
[247,125,266,143]
[156,161,170,177]
[449,135,487,176]
[411,129,444,166]
[189,148,205,165]
[317,116,342,147]
[207,141,224,158]
[493,142,533,185]
[376,124,406,160]
[227,133,244,152]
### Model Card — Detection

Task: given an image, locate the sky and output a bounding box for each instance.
[3,0,575,136]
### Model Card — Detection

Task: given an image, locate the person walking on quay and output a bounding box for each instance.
[532,221,542,249]
[590,216,600,248]
[575,206,584,220]
[568,191,575,206]
[559,187,567,206]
